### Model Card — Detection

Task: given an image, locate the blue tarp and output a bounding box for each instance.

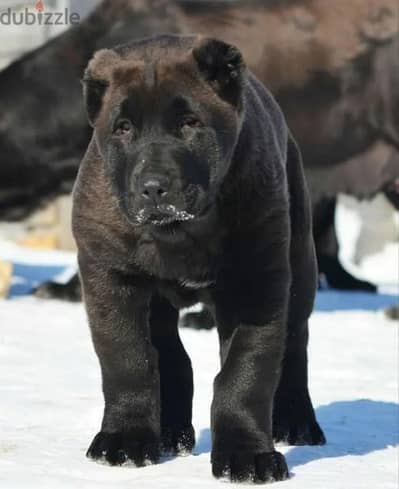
[315,290,397,312]
[7,262,398,312]
[9,263,66,297]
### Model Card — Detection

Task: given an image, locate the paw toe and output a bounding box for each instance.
[86,431,160,467]
[161,425,195,456]
[212,450,289,484]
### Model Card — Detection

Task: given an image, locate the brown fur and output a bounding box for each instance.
[307,141,399,202]
[175,0,398,91]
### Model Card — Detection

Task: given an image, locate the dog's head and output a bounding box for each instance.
[82,35,246,237]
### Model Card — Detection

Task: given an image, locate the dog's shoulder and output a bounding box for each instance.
[221,72,290,214]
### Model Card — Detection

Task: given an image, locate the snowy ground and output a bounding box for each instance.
[0,296,397,489]
[0,203,398,488]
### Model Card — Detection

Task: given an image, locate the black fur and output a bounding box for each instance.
[73,35,325,483]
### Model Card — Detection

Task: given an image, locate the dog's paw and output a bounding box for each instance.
[212,450,289,483]
[273,393,326,446]
[86,430,160,467]
[161,424,195,456]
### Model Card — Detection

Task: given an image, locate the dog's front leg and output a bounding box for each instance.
[79,257,160,467]
[211,245,290,483]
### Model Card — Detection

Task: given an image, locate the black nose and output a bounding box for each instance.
[141,176,169,205]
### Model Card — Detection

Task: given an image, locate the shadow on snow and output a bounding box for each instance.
[195,399,399,470]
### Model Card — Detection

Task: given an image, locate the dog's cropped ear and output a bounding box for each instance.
[82,75,108,127]
[82,49,120,126]
[192,38,246,107]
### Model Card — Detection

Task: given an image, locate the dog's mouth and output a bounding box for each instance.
[132,205,195,228]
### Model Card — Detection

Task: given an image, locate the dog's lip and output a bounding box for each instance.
[133,206,195,227]
[148,216,183,227]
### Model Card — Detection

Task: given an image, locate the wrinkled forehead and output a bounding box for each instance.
[108,58,218,113]
[113,58,192,93]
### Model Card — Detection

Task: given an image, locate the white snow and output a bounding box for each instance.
[0,199,398,488]
[0,298,397,489]
[336,195,399,291]
[0,239,76,267]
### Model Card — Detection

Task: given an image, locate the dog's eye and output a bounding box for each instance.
[114,119,134,136]
[180,117,203,133]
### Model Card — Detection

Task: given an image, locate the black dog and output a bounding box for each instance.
[73,34,325,483]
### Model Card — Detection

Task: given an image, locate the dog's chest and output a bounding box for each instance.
[157,277,214,310]
[135,237,218,309]
[133,229,222,284]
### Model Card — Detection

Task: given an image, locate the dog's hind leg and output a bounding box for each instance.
[273,136,326,446]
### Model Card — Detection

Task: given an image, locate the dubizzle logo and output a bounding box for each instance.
[0,1,80,26]
[35,1,44,13]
